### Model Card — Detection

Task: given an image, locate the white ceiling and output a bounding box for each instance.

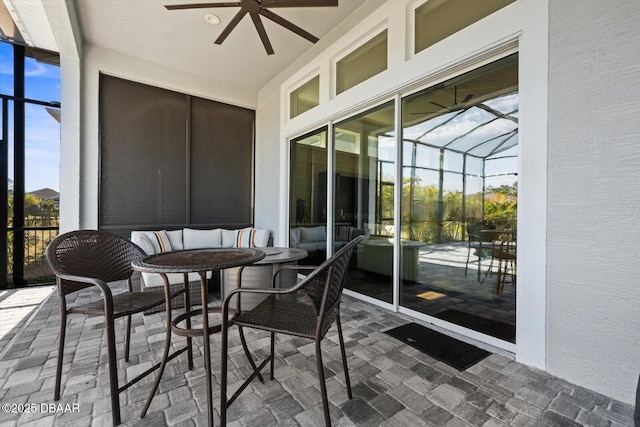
[3,0,57,51]
[64,0,368,94]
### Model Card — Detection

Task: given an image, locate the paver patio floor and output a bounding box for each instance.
[0,285,634,426]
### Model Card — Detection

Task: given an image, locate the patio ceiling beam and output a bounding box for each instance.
[485,131,519,158]
[441,108,518,150]
[475,103,519,123]
[465,128,518,156]
[400,136,485,162]
[412,108,468,142]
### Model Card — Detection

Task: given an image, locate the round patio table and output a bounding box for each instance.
[132,248,265,426]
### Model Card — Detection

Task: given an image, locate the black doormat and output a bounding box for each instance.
[434,309,516,343]
[384,322,490,371]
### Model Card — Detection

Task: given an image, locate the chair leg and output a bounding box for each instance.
[124,315,131,363]
[487,249,496,278]
[141,295,174,418]
[221,325,272,424]
[54,298,67,401]
[270,332,275,381]
[220,316,230,426]
[496,257,504,295]
[477,242,482,282]
[183,274,194,370]
[336,315,352,400]
[105,313,121,426]
[464,244,471,277]
[315,339,331,427]
[238,326,264,383]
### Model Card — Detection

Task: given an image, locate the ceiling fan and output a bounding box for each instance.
[411,86,475,115]
[165,0,339,55]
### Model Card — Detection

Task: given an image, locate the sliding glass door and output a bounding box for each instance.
[400,54,518,342]
[334,101,395,303]
[287,54,519,345]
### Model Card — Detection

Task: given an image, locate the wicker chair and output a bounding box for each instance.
[46,230,168,426]
[492,239,517,295]
[464,221,496,281]
[220,235,363,427]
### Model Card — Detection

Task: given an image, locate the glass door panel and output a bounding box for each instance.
[400,54,518,343]
[290,129,329,265]
[335,101,395,303]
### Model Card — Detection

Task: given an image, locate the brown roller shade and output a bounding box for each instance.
[99,74,254,234]
[190,97,254,226]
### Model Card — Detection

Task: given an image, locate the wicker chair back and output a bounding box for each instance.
[47,229,145,295]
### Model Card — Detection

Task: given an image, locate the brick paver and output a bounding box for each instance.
[0,286,634,426]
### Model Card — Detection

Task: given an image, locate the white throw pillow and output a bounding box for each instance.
[183,228,222,249]
[166,229,184,250]
[222,229,239,247]
[131,232,155,255]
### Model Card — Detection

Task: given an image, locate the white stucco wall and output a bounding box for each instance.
[547,0,640,404]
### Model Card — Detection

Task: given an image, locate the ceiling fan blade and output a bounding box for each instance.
[259,8,318,43]
[165,2,239,10]
[215,8,248,45]
[429,101,448,109]
[460,94,474,104]
[250,12,274,54]
[259,0,338,7]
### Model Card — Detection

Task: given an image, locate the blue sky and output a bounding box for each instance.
[1,42,61,192]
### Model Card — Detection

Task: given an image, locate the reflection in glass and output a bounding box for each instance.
[336,30,388,95]
[414,0,516,54]
[290,75,319,119]
[335,101,395,303]
[400,54,518,343]
[289,129,328,265]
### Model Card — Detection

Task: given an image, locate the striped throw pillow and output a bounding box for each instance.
[153,230,173,253]
[236,228,257,248]
[236,228,270,247]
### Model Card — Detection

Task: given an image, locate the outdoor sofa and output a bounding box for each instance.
[130,227,270,308]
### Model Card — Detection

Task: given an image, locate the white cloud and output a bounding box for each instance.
[24,61,48,77]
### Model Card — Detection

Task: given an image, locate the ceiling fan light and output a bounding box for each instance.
[204,13,221,25]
